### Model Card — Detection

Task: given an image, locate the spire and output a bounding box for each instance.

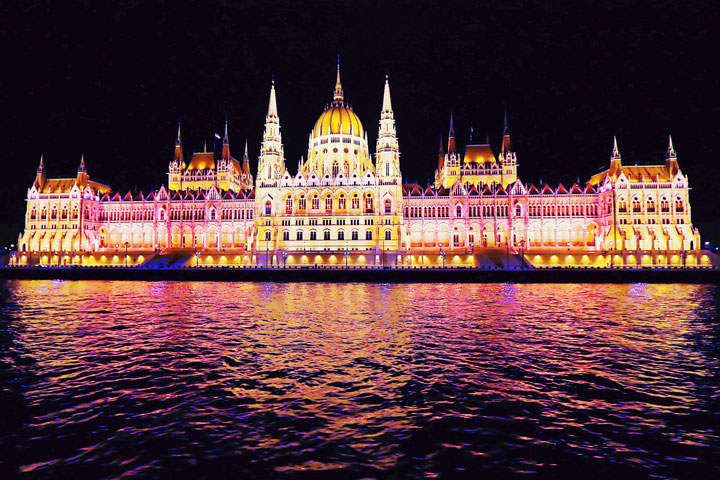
[501,112,512,155]
[173,123,184,165]
[448,114,456,153]
[666,135,676,159]
[242,138,251,175]
[37,154,45,174]
[381,73,392,114]
[268,77,278,118]
[203,139,207,153]
[332,59,344,106]
[222,119,231,161]
[78,153,86,173]
[611,136,621,160]
[438,136,445,169]
[469,125,473,143]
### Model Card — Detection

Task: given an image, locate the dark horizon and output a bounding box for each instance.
[2,0,718,241]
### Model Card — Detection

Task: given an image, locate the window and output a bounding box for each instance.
[675,197,684,212]
[385,230,391,240]
[632,198,641,213]
[338,230,345,240]
[384,198,392,214]
[366,230,373,240]
[324,230,331,240]
[515,204,522,217]
[325,196,332,213]
[265,201,272,215]
[351,230,359,241]
[298,195,306,211]
[339,195,346,210]
[647,199,655,213]
[661,197,670,213]
[365,195,374,213]
[283,231,289,241]
[332,161,339,177]
[352,194,360,210]
[456,205,462,217]
[210,209,216,220]
[265,231,271,241]
[312,195,319,210]
[310,230,317,241]
[618,198,627,213]
[285,197,293,214]
[296,231,303,241]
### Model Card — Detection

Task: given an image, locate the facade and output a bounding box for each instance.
[15,66,711,268]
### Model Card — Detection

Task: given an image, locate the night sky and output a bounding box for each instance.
[2,1,718,243]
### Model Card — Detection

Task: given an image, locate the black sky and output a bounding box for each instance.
[1,0,718,240]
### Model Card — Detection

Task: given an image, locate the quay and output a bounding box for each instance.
[1,265,719,284]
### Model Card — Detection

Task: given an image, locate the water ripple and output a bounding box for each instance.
[0,281,718,478]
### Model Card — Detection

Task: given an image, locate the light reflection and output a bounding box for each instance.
[2,280,718,477]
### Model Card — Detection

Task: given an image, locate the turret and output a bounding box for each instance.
[34,154,46,190]
[376,74,400,179]
[222,119,231,162]
[173,123,184,167]
[258,78,285,182]
[501,112,512,156]
[666,135,679,176]
[76,153,89,184]
[242,138,251,176]
[610,136,622,177]
[438,136,445,169]
[447,113,456,154]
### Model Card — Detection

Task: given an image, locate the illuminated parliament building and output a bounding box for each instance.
[15,65,713,268]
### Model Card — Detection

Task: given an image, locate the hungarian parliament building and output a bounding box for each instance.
[15,66,713,268]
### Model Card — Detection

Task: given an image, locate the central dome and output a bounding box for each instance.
[312,105,364,138]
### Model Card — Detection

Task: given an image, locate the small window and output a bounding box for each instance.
[310,230,317,241]
[324,230,331,240]
[296,231,303,241]
[352,230,359,241]
[366,230,373,240]
[338,230,345,241]
[385,230,391,241]
[265,201,272,215]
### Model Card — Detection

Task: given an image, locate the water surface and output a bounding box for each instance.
[0,281,718,478]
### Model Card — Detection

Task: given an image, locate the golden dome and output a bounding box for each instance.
[312,105,364,139]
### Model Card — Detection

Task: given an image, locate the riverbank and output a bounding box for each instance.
[1,266,719,283]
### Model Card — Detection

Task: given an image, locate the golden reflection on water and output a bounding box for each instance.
[4,280,719,476]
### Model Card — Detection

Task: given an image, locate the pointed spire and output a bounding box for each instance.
[469,125,474,143]
[204,139,207,153]
[666,135,676,159]
[612,136,621,160]
[439,136,444,155]
[78,153,86,173]
[501,112,512,155]
[267,77,278,118]
[173,123,184,165]
[222,119,231,161]
[448,114,456,153]
[332,59,344,106]
[382,73,392,113]
[438,136,445,169]
[242,138,251,175]
[37,154,45,173]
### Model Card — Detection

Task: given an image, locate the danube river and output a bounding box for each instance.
[0,281,718,478]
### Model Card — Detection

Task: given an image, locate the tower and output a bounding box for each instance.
[168,123,184,191]
[376,74,400,180]
[666,135,679,176]
[76,153,89,184]
[609,136,622,177]
[257,79,285,184]
[34,154,46,190]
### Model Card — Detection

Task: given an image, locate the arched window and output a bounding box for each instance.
[332,161,339,177]
[661,197,670,213]
[456,205,462,217]
[618,198,627,213]
[365,194,374,213]
[324,230,331,240]
[310,230,317,241]
[298,195,306,211]
[385,230,391,240]
[265,231,271,241]
[312,195,319,210]
[339,194,346,210]
[41,207,47,220]
[30,207,37,220]
[675,197,684,212]
[51,206,58,220]
[646,198,655,213]
[338,230,345,240]
[282,231,289,241]
[515,204,522,217]
[351,230,359,240]
[365,230,373,240]
[209,209,216,220]
[285,197,293,214]
[61,206,68,220]
[384,198,392,214]
[632,198,641,213]
[325,195,332,213]
[265,201,272,215]
[352,194,360,210]
[296,231,303,241]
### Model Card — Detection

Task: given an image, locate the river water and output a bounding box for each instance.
[0,281,718,479]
